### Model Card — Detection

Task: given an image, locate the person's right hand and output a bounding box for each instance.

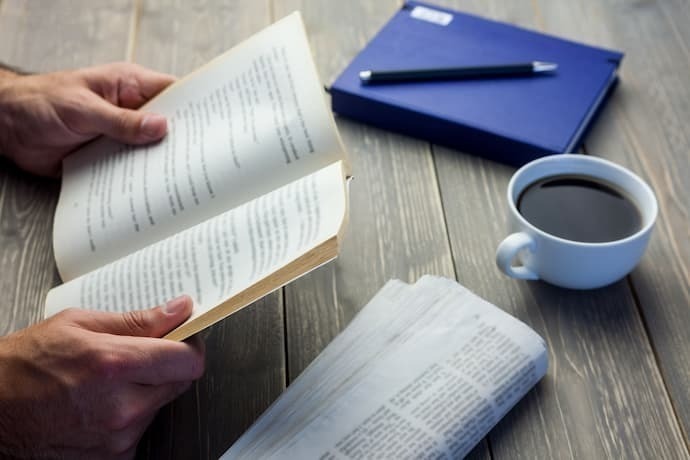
[0,295,205,459]
[0,62,175,177]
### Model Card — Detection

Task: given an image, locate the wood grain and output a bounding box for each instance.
[0,0,134,333]
[434,135,688,458]
[273,1,492,459]
[136,296,285,460]
[130,1,287,459]
[534,0,690,445]
[429,0,689,458]
[1,1,689,458]
[274,0,453,379]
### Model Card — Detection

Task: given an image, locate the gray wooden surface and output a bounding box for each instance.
[0,1,688,459]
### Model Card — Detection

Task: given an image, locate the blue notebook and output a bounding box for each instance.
[330,1,623,166]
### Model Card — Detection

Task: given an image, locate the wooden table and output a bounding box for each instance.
[1,1,689,458]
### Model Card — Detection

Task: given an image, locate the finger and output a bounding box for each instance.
[111,66,176,110]
[107,381,188,457]
[107,413,154,457]
[113,336,205,384]
[135,380,192,414]
[69,295,194,338]
[80,92,168,144]
[185,333,206,357]
[81,62,175,109]
[128,64,176,104]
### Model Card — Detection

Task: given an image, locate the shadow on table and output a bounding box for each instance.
[478,276,644,457]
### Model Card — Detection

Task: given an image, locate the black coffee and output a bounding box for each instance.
[517,174,642,243]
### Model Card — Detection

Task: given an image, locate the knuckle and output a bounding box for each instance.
[53,307,81,323]
[72,87,93,106]
[60,90,96,135]
[121,310,150,335]
[91,349,128,380]
[115,110,139,138]
[111,62,142,88]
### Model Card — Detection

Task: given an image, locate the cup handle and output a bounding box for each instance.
[496,232,539,280]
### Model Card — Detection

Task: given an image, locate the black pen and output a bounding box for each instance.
[359,61,558,84]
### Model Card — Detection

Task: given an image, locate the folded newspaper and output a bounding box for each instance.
[222,276,548,459]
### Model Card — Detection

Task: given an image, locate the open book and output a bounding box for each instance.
[44,12,349,341]
[223,276,548,459]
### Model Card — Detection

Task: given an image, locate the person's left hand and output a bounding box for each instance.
[0,295,205,459]
[0,62,175,176]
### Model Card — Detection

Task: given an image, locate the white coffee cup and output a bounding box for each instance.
[495,155,657,289]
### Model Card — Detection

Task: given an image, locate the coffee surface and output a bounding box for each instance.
[517,174,642,243]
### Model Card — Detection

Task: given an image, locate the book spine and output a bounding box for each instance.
[330,88,557,167]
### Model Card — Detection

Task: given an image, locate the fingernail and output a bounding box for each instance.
[163,296,188,315]
[140,114,166,139]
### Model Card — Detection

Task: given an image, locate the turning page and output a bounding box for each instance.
[53,12,346,281]
[46,161,347,340]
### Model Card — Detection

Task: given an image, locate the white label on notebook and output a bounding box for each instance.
[410,6,453,26]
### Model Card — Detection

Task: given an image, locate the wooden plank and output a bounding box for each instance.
[534,0,690,444]
[274,2,489,460]
[131,2,286,458]
[3,2,686,459]
[435,140,688,459]
[274,0,455,382]
[0,162,59,334]
[0,0,134,333]
[0,0,133,72]
[429,0,689,458]
[136,297,285,460]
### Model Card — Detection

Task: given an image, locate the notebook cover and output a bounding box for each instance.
[330,1,623,166]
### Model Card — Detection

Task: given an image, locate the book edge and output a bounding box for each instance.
[330,1,624,155]
[164,235,339,341]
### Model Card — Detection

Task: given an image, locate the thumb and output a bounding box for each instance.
[86,94,168,144]
[70,295,194,338]
[118,295,193,338]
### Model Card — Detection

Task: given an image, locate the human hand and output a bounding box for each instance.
[0,295,205,459]
[0,62,175,176]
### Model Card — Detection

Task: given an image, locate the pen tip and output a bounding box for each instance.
[359,70,372,82]
[533,61,558,72]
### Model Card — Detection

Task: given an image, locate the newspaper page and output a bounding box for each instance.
[223,276,548,459]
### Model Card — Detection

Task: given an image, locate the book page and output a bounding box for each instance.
[223,276,548,459]
[45,161,346,331]
[53,12,346,281]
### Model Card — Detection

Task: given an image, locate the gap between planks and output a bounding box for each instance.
[126,0,142,62]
